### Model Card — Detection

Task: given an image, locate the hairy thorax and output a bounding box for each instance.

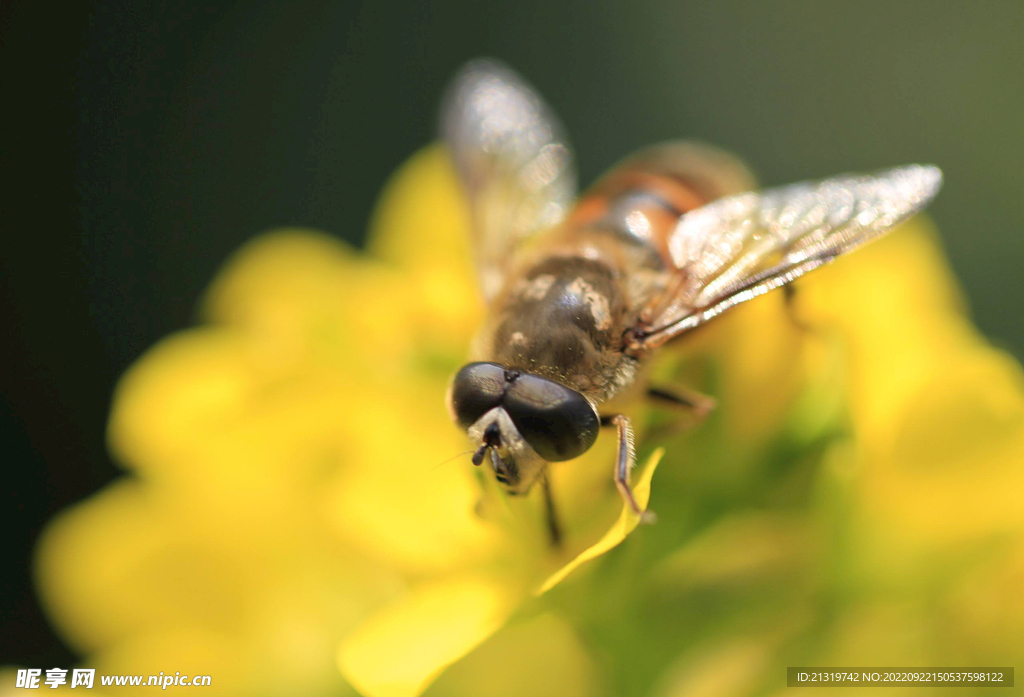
[475,228,667,403]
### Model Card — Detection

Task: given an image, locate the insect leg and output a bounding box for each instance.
[647,386,716,419]
[644,386,716,442]
[541,473,563,548]
[601,414,656,523]
[783,283,814,333]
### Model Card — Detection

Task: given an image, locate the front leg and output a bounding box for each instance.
[601,414,657,524]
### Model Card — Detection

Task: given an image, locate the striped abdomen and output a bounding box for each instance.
[569,143,756,271]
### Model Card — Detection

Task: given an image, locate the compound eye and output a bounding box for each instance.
[447,362,506,429]
[502,374,599,462]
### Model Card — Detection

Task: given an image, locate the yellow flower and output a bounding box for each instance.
[32,145,1024,697]
[34,146,659,697]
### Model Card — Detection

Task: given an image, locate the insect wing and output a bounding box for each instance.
[645,164,943,338]
[441,59,577,300]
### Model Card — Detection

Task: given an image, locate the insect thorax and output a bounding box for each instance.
[479,252,640,401]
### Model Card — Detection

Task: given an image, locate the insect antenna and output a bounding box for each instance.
[430,449,476,472]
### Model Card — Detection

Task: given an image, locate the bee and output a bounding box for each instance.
[442,59,941,543]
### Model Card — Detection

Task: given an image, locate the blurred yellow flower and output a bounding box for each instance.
[32,145,1024,697]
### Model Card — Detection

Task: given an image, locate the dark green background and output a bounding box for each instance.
[4,0,1021,670]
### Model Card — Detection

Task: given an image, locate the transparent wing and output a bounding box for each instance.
[646,164,943,338]
[441,59,576,300]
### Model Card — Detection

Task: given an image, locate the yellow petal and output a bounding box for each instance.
[202,230,437,368]
[338,575,518,697]
[366,145,482,341]
[34,480,248,653]
[321,383,506,573]
[860,344,1024,545]
[426,612,604,697]
[202,228,366,332]
[107,329,257,474]
[87,629,244,697]
[795,217,971,432]
[537,449,663,594]
[366,145,472,277]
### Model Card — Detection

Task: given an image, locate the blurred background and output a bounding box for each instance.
[3,0,1022,670]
